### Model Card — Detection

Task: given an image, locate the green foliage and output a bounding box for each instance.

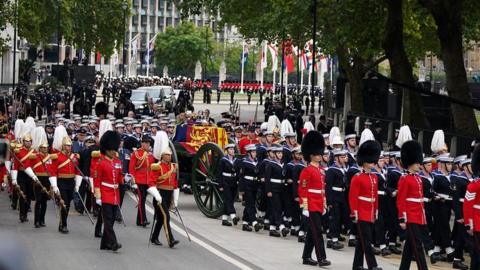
[17,0,129,57]
[0,0,12,55]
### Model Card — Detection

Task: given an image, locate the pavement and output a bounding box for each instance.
[0,189,457,270]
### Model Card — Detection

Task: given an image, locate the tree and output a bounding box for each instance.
[154,22,214,76]
[0,0,13,55]
[17,0,129,58]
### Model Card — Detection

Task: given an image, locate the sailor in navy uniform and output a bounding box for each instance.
[373,152,392,256]
[265,145,289,237]
[344,134,357,166]
[283,145,301,235]
[282,132,298,164]
[238,144,260,232]
[325,149,348,250]
[432,154,455,260]
[385,151,403,254]
[218,144,240,226]
[288,147,307,241]
[256,131,275,228]
[345,156,361,247]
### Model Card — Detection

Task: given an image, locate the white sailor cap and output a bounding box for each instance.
[292,146,301,153]
[133,124,142,128]
[284,132,296,138]
[115,119,123,124]
[345,134,356,140]
[322,133,329,139]
[224,144,236,150]
[323,149,330,155]
[88,120,96,124]
[460,158,471,166]
[74,116,82,121]
[245,144,257,152]
[271,145,284,152]
[140,119,150,124]
[393,151,401,159]
[423,157,433,164]
[453,155,468,164]
[264,131,273,136]
[333,149,348,156]
[115,123,125,128]
[437,153,454,163]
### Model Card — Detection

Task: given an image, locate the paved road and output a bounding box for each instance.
[0,189,456,270]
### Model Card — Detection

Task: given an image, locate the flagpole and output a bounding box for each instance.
[146,48,150,77]
[240,40,245,93]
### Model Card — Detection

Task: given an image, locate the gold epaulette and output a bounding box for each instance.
[91,151,101,158]
[50,154,58,160]
[14,148,20,153]
[151,163,161,171]
[10,142,16,148]
[29,153,37,159]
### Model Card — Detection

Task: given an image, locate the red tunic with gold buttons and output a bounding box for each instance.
[94,156,124,205]
[31,152,57,177]
[129,149,155,185]
[13,147,35,171]
[397,173,426,225]
[464,179,480,231]
[349,172,378,222]
[53,151,80,179]
[148,162,178,190]
[238,137,259,155]
[298,164,326,213]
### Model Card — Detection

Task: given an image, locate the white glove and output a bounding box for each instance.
[96,199,102,206]
[392,191,397,197]
[49,177,59,194]
[11,170,18,186]
[173,188,180,207]
[147,186,162,204]
[131,183,138,190]
[74,175,82,192]
[302,209,309,217]
[124,174,132,183]
[352,210,359,223]
[5,161,11,173]
[24,167,38,182]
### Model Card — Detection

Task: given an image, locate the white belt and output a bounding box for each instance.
[358,196,375,202]
[424,198,431,202]
[244,176,257,181]
[308,189,324,194]
[406,198,423,203]
[459,198,464,203]
[332,187,344,192]
[222,172,236,177]
[437,193,452,200]
[101,182,119,189]
[474,204,480,210]
[377,191,386,195]
[270,178,283,184]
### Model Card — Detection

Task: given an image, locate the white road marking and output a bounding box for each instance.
[127,192,254,270]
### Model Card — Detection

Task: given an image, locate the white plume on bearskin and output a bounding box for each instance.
[329,127,340,143]
[99,119,113,140]
[153,131,170,160]
[359,128,375,146]
[267,115,281,132]
[395,125,412,148]
[14,119,25,141]
[431,129,447,153]
[53,125,68,151]
[280,119,294,138]
[32,127,47,151]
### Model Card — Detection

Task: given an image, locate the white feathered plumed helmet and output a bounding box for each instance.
[32,126,48,150]
[153,131,172,160]
[52,125,70,151]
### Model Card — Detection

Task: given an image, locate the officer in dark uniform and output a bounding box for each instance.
[230,81,236,105]
[345,158,360,246]
[247,84,253,105]
[373,152,392,256]
[265,144,288,237]
[217,85,222,104]
[386,152,403,254]
[325,149,348,250]
[238,144,260,232]
[218,144,239,226]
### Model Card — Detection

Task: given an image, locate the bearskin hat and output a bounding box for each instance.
[356,140,381,165]
[100,130,121,154]
[95,102,109,118]
[301,131,325,162]
[472,144,480,176]
[400,140,423,168]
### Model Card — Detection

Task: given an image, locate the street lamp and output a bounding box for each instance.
[57,0,61,65]
[121,1,129,77]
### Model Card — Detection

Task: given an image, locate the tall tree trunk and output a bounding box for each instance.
[336,46,364,113]
[420,0,479,136]
[383,0,428,128]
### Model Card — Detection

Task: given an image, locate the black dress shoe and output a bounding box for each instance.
[430,253,441,264]
[302,258,318,266]
[263,224,270,230]
[39,222,46,227]
[35,222,41,228]
[242,224,252,232]
[348,239,357,247]
[291,230,298,236]
[269,230,281,237]
[95,231,103,238]
[145,221,150,226]
[59,226,69,234]
[326,240,332,248]
[281,227,289,237]
[331,241,344,250]
[338,235,346,241]
[222,220,232,226]
[111,243,122,251]
[298,235,306,243]
[318,259,331,266]
[352,267,368,270]
[254,223,262,232]
[232,217,240,226]
[169,240,180,248]
[150,239,162,246]
[453,260,469,270]
[20,216,28,223]
[373,247,380,255]
[370,267,382,270]
[389,245,402,255]
[381,248,391,256]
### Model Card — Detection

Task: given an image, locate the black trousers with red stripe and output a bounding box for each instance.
[399,223,428,270]
[302,211,326,261]
[136,184,148,225]
[353,221,378,269]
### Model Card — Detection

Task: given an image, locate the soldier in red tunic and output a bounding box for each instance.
[299,131,331,267]
[464,144,480,269]
[397,140,440,270]
[349,140,382,270]
[50,135,82,234]
[147,132,180,247]
[129,136,155,227]
[93,130,123,251]
[12,133,39,223]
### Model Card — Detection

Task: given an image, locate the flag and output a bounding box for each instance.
[240,41,249,66]
[95,52,101,64]
[304,40,319,72]
[268,43,278,71]
[260,41,268,69]
[282,40,295,73]
[130,34,139,62]
[144,33,157,65]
